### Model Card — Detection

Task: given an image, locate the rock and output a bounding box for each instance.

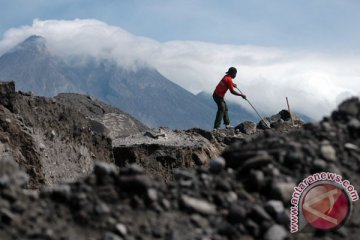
[320,143,337,161]
[115,223,127,237]
[0,208,17,225]
[338,97,359,117]
[313,159,327,170]
[270,119,285,129]
[278,110,291,121]
[146,188,158,202]
[118,175,150,194]
[190,214,209,228]
[348,118,360,129]
[42,184,71,202]
[94,162,118,177]
[239,152,274,172]
[39,142,46,151]
[263,224,288,240]
[245,219,260,237]
[264,200,285,217]
[180,195,217,215]
[257,119,271,129]
[245,170,265,192]
[276,211,290,226]
[227,204,247,223]
[271,182,296,204]
[249,205,272,223]
[209,157,226,173]
[269,113,282,123]
[95,201,111,214]
[345,143,359,151]
[103,232,123,240]
[235,121,257,135]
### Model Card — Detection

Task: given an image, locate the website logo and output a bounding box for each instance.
[290,172,358,233]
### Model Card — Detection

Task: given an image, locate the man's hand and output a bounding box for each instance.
[233,83,237,88]
[241,94,247,100]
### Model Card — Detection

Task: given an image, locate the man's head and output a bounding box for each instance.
[226,67,237,78]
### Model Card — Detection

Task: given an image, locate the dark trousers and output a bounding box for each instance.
[213,93,230,129]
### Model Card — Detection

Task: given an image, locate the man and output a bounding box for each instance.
[213,67,246,130]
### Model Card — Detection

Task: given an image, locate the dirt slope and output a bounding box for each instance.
[0,82,148,187]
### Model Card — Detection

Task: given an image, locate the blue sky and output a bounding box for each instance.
[1,0,360,51]
[0,0,360,119]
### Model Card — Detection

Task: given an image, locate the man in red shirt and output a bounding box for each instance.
[213,67,246,130]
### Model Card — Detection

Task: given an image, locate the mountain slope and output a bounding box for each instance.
[0,35,256,129]
[0,35,78,95]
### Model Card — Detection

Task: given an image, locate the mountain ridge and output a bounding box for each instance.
[0,35,256,129]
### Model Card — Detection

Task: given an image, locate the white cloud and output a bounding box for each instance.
[1,19,359,120]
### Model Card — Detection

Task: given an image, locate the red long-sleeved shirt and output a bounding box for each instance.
[214,75,235,98]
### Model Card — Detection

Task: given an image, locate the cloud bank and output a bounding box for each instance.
[1,19,359,120]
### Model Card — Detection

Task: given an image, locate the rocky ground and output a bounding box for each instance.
[0,81,359,239]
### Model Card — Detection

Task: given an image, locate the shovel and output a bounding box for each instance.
[235,87,271,129]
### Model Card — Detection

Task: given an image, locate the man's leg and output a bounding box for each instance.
[213,94,225,129]
[223,100,230,126]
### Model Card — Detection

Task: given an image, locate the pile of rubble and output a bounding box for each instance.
[0,93,359,239]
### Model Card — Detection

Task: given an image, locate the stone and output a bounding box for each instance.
[338,97,359,116]
[272,182,296,204]
[119,175,150,194]
[345,143,359,151]
[269,113,282,123]
[245,219,260,237]
[263,224,288,240]
[209,157,226,173]
[264,200,285,217]
[249,205,272,223]
[103,232,123,240]
[257,119,271,129]
[146,188,158,202]
[320,144,337,161]
[115,223,127,237]
[95,202,111,214]
[43,184,71,202]
[0,208,17,225]
[226,192,238,203]
[313,159,327,170]
[94,162,118,179]
[227,204,247,223]
[276,211,290,226]
[240,152,274,172]
[181,195,217,215]
[348,118,360,129]
[235,121,257,135]
[190,214,209,228]
[278,110,291,121]
[39,143,46,151]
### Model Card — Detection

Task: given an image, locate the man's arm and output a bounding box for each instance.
[227,78,246,99]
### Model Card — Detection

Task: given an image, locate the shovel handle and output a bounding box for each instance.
[235,87,271,129]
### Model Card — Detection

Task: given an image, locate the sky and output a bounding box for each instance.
[0,0,360,120]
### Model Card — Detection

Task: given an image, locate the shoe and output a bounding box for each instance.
[213,128,219,132]
[225,125,233,129]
